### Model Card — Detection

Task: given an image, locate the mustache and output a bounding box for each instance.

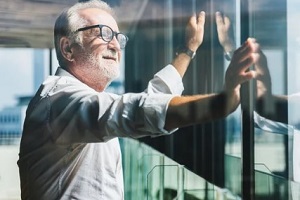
[102,49,117,58]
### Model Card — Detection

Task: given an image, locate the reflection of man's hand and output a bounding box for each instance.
[255,49,272,98]
[185,11,205,51]
[254,44,288,124]
[215,11,235,52]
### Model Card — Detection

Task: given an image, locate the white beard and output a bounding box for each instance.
[75,49,121,90]
[87,51,120,82]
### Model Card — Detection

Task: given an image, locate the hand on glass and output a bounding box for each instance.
[224,38,260,107]
[185,11,206,52]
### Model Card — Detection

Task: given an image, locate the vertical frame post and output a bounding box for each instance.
[240,0,255,199]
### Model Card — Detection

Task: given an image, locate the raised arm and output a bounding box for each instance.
[171,11,205,77]
[165,38,259,130]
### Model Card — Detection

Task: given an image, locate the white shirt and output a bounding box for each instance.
[18,64,184,200]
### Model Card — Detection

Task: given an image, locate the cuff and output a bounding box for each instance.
[154,64,184,95]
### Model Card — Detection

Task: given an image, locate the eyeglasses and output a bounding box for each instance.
[76,24,129,49]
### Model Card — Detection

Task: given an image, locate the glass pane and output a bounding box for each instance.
[219,0,243,196]
[225,155,242,196]
[120,138,163,199]
[146,164,218,200]
[251,0,288,179]
[251,0,300,198]
[4,0,299,199]
[0,48,49,199]
[287,0,300,185]
[255,170,289,199]
[182,168,218,200]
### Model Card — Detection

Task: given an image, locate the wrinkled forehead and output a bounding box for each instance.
[78,8,119,31]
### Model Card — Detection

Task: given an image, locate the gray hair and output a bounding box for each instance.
[54,0,115,68]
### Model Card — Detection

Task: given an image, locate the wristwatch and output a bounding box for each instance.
[176,47,196,59]
[224,51,234,61]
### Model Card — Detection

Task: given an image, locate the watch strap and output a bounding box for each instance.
[176,46,196,59]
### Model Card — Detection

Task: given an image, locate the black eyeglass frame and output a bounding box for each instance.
[76,24,129,49]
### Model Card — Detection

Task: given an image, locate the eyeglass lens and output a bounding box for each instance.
[100,25,127,48]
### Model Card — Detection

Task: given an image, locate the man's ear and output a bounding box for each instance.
[60,37,73,61]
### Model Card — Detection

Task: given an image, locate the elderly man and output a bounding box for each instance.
[18,0,259,199]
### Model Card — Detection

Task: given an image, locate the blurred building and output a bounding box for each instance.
[0,96,29,145]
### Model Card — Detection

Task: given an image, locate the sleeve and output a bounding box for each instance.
[48,67,183,144]
[254,92,300,133]
[254,111,292,135]
[146,64,184,95]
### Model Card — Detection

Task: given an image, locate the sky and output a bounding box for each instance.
[0,48,35,110]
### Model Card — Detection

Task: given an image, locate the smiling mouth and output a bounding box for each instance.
[103,56,117,61]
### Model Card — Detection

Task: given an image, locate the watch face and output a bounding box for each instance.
[176,47,196,59]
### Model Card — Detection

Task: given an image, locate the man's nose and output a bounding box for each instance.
[107,36,121,51]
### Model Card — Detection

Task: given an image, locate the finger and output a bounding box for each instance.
[242,70,257,82]
[197,11,205,26]
[247,37,256,43]
[235,38,257,54]
[215,11,224,25]
[188,12,197,26]
[233,52,258,72]
[239,54,260,83]
[229,52,255,78]
[233,40,259,64]
[234,40,251,54]
[224,15,231,27]
[231,70,256,88]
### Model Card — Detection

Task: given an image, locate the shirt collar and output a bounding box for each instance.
[55,67,76,78]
